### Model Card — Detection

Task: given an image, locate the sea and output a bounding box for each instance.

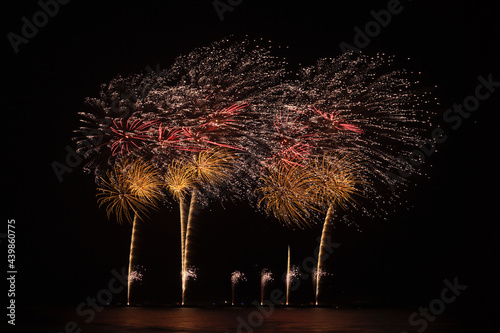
[11,305,475,333]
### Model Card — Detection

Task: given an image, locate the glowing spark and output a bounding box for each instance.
[129,265,145,284]
[231,270,247,286]
[312,268,330,287]
[231,270,247,305]
[182,266,198,282]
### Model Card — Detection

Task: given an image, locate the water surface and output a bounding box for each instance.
[17,306,468,332]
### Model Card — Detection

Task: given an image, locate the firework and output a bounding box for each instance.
[163,158,196,305]
[266,109,318,168]
[164,158,194,305]
[164,159,196,203]
[256,164,319,228]
[308,153,363,305]
[231,270,247,305]
[73,71,164,178]
[200,103,249,131]
[309,152,364,211]
[295,53,434,217]
[188,148,237,186]
[110,118,158,156]
[260,268,273,305]
[96,159,162,224]
[96,159,162,305]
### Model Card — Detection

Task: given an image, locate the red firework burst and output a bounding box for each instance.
[180,127,244,152]
[200,102,249,131]
[308,106,363,134]
[157,125,183,149]
[110,118,158,156]
[268,110,318,167]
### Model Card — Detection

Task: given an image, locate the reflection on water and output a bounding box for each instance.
[19,306,467,333]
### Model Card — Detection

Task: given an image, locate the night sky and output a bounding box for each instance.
[4,0,499,326]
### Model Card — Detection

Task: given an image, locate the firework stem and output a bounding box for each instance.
[315,204,334,306]
[127,214,139,306]
[179,195,189,305]
[183,190,200,304]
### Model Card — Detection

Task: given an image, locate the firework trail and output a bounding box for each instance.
[231,270,247,305]
[260,268,274,305]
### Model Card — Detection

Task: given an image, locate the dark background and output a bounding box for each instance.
[4,0,499,327]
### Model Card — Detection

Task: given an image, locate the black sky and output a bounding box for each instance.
[4,0,500,325]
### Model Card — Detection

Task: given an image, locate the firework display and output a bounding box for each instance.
[76,37,434,305]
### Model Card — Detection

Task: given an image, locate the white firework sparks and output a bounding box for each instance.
[182,266,198,282]
[312,267,330,286]
[288,265,300,283]
[128,265,145,284]
[231,270,247,305]
[231,270,247,287]
[261,268,274,287]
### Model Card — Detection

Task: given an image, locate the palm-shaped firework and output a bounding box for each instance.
[97,158,163,305]
[163,158,195,305]
[309,152,363,305]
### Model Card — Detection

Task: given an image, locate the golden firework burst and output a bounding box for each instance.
[257,164,319,228]
[188,148,236,185]
[164,159,196,202]
[97,159,162,224]
[309,152,364,211]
